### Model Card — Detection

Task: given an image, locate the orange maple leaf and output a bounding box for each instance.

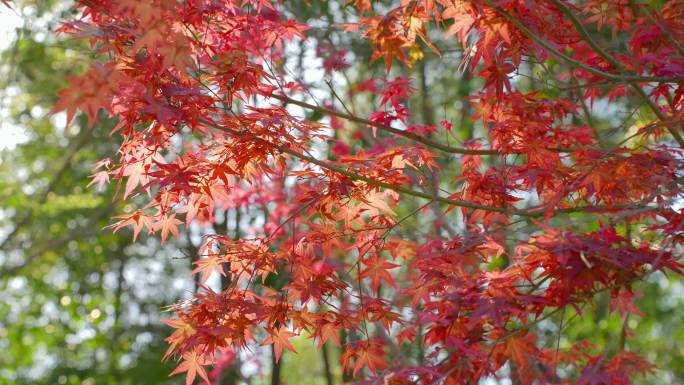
[109,210,153,242]
[346,0,372,14]
[506,332,538,369]
[53,64,120,126]
[162,317,196,361]
[159,32,197,70]
[169,351,212,385]
[192,256,226,285]
[314,321,342,349]
[155,214,183,244]
[263,328,298,362]
[360,254,400,292]
[352,340,388,377]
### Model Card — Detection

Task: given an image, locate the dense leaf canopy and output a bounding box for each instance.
[2,0,684,384]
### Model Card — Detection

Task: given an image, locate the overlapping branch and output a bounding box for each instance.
[489,0,684,147]
[200,117,655,219]
[547,0,684,148]
[269,93,499,155]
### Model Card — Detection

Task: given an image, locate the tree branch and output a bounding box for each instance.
[547,0,684,147]
[200,117,653,218]
[487,1,684,83]
[269,93,498,155]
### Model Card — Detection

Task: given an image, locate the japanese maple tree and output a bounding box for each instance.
[50,0,684,384]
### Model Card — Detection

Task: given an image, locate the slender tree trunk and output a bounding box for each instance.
[271,345,282,385]
[458,70,472,140]
[418,60,436,126]
[322,342,334,385]
[340,329,354,383]
[110,256,127,382]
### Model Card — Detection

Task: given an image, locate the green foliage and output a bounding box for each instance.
[0,2,188,384]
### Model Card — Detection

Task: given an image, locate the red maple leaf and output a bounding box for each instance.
[263,328,298,362]
[169,351,212,385]
[360,254,400,292]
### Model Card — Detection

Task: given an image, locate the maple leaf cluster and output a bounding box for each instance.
[53,0,684,384]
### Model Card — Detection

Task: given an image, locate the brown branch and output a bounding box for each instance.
[269,93,499,155]
[547,0,684,148]
[268,88,583,157]
[200,117,653,218]
[487,1,684,84]
[204,117,523,214]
